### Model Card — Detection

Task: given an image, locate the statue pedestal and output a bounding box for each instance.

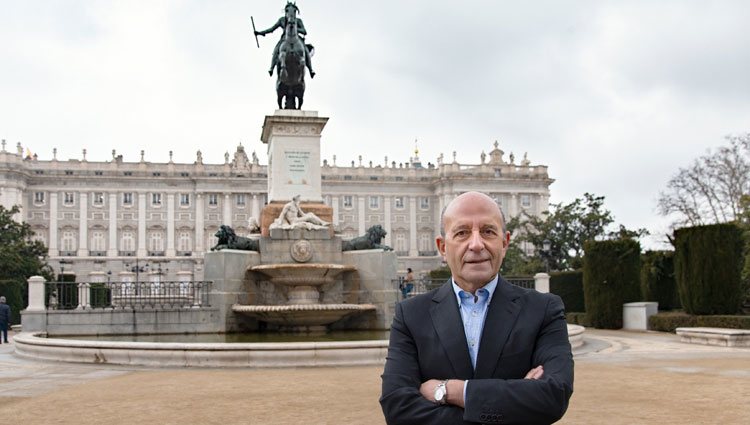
[261,110,329,204]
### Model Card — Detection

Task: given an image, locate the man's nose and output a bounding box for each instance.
[467,230,484,251]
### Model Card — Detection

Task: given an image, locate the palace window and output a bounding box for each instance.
[180,194,190,206]
[148,231,164,252]
[34,192,45,204]
[123,192,133,205]
[93,192,104,206]
[61,231,76,252]
[343,195,353,208]
[369,196,380,209]
[120,231,135,252]
[419,232,433,253]
[236,194,246,206]
[420,197,430,210]
[208,194,218,206]
[64,192,75,206]
[178,231,192,252]
[152,193,162,206]
[90,231,106,252]
[395,232,408,253]
[394,196,404,209]
[521,194,531,208]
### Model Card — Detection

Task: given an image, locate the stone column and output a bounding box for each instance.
[167,193,176,256]
[331,196,339,226]
[534,273,550,293]
[108,192,118,256]
[510,193,519,218]
[137,193,147,256]
[409,196,418,256]
[195,193,204,254]
[26,276,46,312]
[77,192,88,256]
[358,196,366,234]
[251,194,260,221]
[223,193,231,226]
[49,192,59,256]
[384,196,392,246]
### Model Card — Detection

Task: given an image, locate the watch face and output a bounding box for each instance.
[435,386,446,401]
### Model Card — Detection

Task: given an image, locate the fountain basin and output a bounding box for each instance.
[233,303,376,331]
[249,263,356,287]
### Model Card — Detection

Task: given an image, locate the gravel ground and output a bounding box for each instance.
[0,329,748,424]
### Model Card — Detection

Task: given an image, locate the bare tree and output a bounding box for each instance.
[658,134,750,226]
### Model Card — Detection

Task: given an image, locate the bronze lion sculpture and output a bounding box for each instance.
[342,224,393,251]
[211,225,260,252]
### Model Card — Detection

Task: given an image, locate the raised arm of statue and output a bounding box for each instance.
[256,17,284,36]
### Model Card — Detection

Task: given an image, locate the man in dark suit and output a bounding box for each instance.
[380,192,573,424]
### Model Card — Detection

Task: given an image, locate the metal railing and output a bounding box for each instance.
[393,276,536,299]
[45,281,212,310]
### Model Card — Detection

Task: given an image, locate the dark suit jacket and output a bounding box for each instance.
[380,277,574,424]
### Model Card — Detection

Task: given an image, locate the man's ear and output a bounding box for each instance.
[436,236,446,257]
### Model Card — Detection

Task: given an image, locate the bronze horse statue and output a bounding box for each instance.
[276,3,307,109]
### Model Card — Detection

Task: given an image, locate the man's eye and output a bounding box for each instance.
[454,230,468,237]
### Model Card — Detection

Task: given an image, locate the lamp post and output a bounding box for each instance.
[124,259,149,283]
[541,239,551,273]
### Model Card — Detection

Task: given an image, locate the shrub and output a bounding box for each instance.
[429,267,451,279]
[565,312,589,327]
[648,311,750,332]
[674,223,744,314]
[551,270,585,312]
[640,250,680,310]
[583,238,641,329]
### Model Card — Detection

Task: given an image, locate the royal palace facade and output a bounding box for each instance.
[0,139,553,283]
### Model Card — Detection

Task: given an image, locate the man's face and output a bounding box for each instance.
[436,193,510,291]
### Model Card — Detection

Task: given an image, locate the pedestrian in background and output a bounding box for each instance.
[0,296,10,344]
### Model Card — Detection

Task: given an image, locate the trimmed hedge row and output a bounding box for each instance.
[640,250,680,310]
[550,270,585,313]
[583,239,641,329]
[674,223,744,314]
[648,311,750,333]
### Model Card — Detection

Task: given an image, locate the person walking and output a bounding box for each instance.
[0,296,10,344]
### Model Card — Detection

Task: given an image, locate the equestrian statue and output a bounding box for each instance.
[253,2,315,109]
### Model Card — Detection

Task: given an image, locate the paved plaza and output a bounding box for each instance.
[0,328,748,424]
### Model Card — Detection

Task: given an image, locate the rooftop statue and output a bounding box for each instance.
[253,2,315,109]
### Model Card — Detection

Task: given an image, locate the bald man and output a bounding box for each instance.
[380,191,573,424]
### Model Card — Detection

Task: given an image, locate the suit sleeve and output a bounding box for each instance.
[380,301,467,425]
[463,294,574,424]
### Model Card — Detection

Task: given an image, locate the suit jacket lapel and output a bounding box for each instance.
[474,277,522,378]
[429,281,473,380]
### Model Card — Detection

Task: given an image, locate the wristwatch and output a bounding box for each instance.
[434,380,448,405]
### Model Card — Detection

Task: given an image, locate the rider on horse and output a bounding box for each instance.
[255,2,316,78]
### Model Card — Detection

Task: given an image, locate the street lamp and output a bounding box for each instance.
[541,239,551,273]
[124,259,149,283]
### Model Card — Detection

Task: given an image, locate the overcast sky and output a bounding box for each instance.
[2,0,749,249]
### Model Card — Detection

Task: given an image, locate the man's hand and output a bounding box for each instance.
[419,379,442,403]
[525,365,544,380]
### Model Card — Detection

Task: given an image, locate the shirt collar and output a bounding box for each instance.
[451,274,499,305]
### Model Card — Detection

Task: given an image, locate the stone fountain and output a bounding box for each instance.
[205,110,397,334]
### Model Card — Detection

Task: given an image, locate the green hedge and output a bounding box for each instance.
[551,270,585,313]
[640,250,680,310]
[583,238,642,329]
[429,267,451,279]
[0,279,25,325]
[674,223,744,315]
[565,312,589,327]
[648,311,750,333]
